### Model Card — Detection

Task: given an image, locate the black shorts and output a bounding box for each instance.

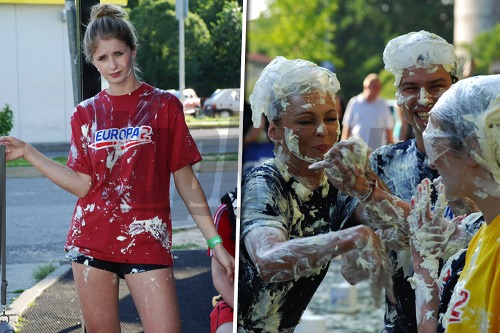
[68,253,169,279]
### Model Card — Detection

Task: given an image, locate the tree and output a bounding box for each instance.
[247,0,454,100]
[0,104,13,136]
[191,0,242,26]
[465,23,500,75]
[129,0,210,93]
[331,0,453,99]
[202,1,243,93]
[128,0,242,97]
[248,0,340,66]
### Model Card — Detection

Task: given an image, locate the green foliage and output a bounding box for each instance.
[248,0,340,66]
[202,1,243,93]
[0,104,14,136]
[379,70,397,100]
[172,242,202,249]
[33,263,57,283]
[332,0,453,100]
[248,0,454,100]
[465,23,500,75]
[128,0,242,97]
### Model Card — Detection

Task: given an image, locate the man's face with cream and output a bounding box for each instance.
[396,65,453,137]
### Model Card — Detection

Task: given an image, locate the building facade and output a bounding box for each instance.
[0,0,125,144]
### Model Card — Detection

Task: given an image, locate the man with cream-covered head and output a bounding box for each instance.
[238,56,394,332]
[384,30,458,149]
[311,31,483,333]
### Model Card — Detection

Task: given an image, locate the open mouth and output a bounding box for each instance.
[416,111,429,123]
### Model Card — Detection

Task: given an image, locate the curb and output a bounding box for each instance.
[4,226,202,330]
[5,264,71,329]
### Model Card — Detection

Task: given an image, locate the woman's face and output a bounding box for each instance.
[270,91,340,163]
[423,118,466,197]
[92,38,135,86]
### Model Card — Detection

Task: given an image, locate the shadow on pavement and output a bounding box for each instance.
[18,250,216,333]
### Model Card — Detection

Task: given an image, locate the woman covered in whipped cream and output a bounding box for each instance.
[237,56,394,332]
[409,74,500,332]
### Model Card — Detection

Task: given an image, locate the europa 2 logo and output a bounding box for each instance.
[90,125,153,152]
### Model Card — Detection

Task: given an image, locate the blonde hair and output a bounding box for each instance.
[249,56,340,128]
[83,4,138,63]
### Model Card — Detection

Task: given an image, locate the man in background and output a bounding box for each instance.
[341,73,394,150]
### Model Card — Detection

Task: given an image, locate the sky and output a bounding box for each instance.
[247,0,269,20]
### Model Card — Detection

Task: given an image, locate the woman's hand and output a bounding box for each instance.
[409,178,457,262]
[310,138,373,199]
[340,250,370,285]
[347,225,395,307]
[211,243,235,283]
[0,136,29,161]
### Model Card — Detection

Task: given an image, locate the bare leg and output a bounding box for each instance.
[125,267,181,333]
[216,322,234,333]
[72,262,121,333]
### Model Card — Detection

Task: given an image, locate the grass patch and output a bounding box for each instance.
[7,153,237,168]
[13,289,25,294]
[185,115,240,128]
[7,156,67,167]
[32,263,57,282]
[203,152,238,161]
[14,315,27,330]
[172,243,202,250]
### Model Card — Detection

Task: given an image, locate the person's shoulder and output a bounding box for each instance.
[141,84,184,111]
[376,139,412,152]
[243,160,278,179]
[348,94,364,105]
[143,84,176,99]
[79,90,105,106]
[370,139,414,162]
[375,97,390,107]
[74,91,106,116]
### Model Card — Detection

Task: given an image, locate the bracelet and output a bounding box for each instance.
[207,235,223,249]
[359,179,377,203]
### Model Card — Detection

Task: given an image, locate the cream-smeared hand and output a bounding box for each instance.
[310,138,373,199]
[311,138,410,248]
[409,178,457,263]
[341,226,395,307]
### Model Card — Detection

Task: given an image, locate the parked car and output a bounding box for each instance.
[203,88,241,118]
[167,88,201,117]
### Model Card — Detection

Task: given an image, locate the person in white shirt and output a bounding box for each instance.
[341,73,394,150]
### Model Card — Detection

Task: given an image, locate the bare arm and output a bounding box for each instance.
[0,136,91,197]
[211,257,234,308]
[341,124,351,141]
[386,128,394,144]
[408,179,457,333]
[410,242,440,333]
[173,165,235,281]
[310,138,412,249]
[244,224,394,306]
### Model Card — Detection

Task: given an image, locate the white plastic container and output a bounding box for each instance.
[330,282,359,313]
[295,309,327,333]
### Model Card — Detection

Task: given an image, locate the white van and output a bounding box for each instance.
[203,88,241,117]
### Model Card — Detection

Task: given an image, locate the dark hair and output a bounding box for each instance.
[83,4,138,63]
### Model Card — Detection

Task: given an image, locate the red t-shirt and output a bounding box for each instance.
[65,83,201,266]
[209,201,236,332]
[209,204,235,258]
